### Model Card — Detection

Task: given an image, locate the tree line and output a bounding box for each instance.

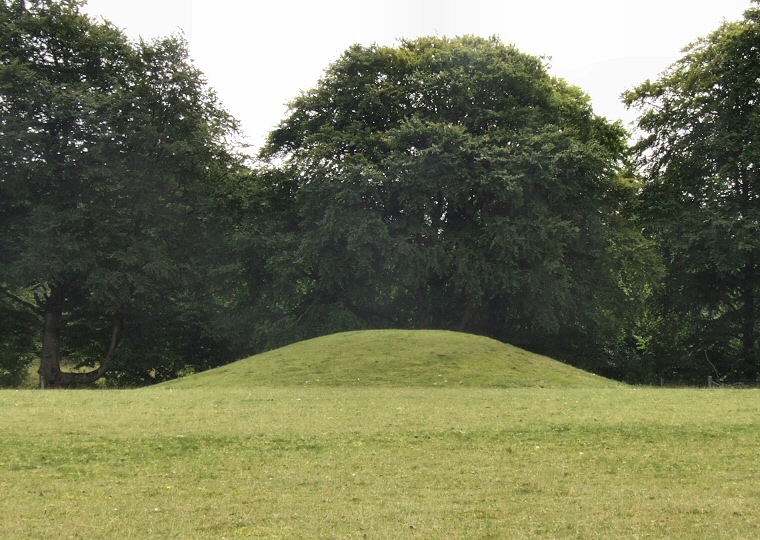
[1,0,758,387]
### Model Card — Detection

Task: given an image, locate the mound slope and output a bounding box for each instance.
[162,330,618,389]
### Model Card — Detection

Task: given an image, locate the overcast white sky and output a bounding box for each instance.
[83,0,752,153]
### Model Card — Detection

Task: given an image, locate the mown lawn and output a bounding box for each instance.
[1,387,759,539]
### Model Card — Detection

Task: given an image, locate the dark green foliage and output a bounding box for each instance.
[0,293,37,386]
[14,2,756,386]
[256,36,650,372]
[0,0,243,386]
[625,2,760,382]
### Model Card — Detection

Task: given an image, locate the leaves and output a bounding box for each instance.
[255,36,642,368]
[626,3,760,380]
[0,0,243,385]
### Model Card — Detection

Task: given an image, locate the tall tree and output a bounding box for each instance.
[0,0,242,387]
[624,2,760,381]
[258,36,648,371]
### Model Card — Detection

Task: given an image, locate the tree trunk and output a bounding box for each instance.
[414,283,434,328]
[738,171,758,381]
[38,283,121,388]
[39,284,65,388]
[457,299,477,333]
[741,262,758,381]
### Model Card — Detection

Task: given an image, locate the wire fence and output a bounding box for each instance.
[706,376,758,389]
[651,376,759,388]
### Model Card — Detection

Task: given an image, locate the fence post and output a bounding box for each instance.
[708,376,713,388]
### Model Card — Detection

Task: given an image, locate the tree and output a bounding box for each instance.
[624,2,760,381]
[258,36,648,371]
[0,0,242,387]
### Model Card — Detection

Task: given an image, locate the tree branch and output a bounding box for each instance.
[704,350,721,379]
[58,317,122,386]
[0,286,43,315]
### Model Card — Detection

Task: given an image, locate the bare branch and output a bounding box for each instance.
[704,350,721,379]
[0,287,43,315]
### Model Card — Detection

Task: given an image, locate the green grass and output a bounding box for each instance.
[2,331,759,539]
[1,387,759,539]
[161,330,618,389]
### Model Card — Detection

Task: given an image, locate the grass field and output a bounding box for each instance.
[2,332,759,539]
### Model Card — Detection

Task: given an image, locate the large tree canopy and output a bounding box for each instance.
[624,2,760,382]
[257,36,647,371]
[0,0,242,387]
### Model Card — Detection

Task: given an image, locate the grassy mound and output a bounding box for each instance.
[162,330,618,389]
